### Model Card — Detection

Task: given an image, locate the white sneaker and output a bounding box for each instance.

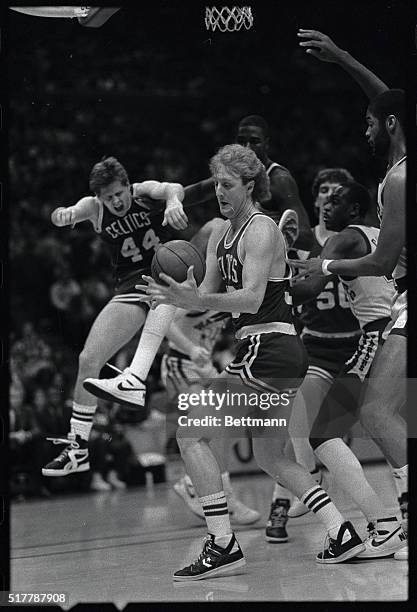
[173,477,204,519]
[278,209,299,250]
[356,518,407,559]
[228,495,260,525]
[83,368,146,408]
[107,469,127,490]
[90,473,111,491]
[394,546,408,560]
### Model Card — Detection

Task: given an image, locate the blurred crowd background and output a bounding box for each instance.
[8,2,407,498]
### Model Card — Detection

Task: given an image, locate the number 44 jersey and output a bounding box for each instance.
[95,193,175,286]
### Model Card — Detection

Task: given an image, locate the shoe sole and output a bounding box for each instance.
[288,506,309,518]
[265,535,289,543]
[173,557,246,581]
[394,550,408,560]
[42,462,90,477]
[83,381,145,408]
[316,542,366,564]
[173,485,205,519]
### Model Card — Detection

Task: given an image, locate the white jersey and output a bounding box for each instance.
[377,155,406,280]
[168,309,229,356]
[340,225,395,328]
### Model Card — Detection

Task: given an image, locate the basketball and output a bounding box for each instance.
[151,240,206,285]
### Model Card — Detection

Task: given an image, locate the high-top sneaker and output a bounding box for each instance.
[42,433,89,476]
[357,517,407,558]
[316,521,365,564]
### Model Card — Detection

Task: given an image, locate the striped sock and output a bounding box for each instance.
[70,402,96,441]
[301,485,344,538]
[200,491,231,537]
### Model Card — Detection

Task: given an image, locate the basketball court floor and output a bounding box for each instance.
[11,464,407,606]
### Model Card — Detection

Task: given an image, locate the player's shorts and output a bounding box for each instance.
[108,269,150,310]
[341,317,391,382]
[161,350,219,398]
[302,332,361,383]
[384,279,407,338]
[225,331,308,394]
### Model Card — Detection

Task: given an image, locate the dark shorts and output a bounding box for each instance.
[302,333,361,381]
[109,269,150,310]
[225,332,308,394]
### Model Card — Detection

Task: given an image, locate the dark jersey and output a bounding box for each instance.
[297,226,360,336]
[96,192,174,281]
[216,212,294,333]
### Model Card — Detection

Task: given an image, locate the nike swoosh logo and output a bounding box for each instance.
[371,526,402,546]
[117,383,145,392]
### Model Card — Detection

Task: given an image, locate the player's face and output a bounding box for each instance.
[98,180,131,216]
[314,181,342,214]
[236,125,268,163]
[323,186,351,231]
[365,110,390,158]
[213,166,251,218]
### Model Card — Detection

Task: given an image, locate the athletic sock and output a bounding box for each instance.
[130,304,177,380]
[70,402,96,441]
[390,463,408,499]
[200,491,231,537]
[315,438,386,522]
[301,485,344,538]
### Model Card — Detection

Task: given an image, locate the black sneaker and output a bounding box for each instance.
[316,521,365,564]
[42,433,89,476]
[265,498,289,542]
[173,533,245,581]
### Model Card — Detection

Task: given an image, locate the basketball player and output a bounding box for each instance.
[42,156,211,477]
[161,221,260,525]
[289,181,405,558]
[83,114,307,404]
[296,30,407,560]
[236,115,312,250]
[138,144,365,579]
[265,168,362,542]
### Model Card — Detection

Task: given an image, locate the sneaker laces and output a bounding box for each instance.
[190,536,216,569]
[365,521,379,540]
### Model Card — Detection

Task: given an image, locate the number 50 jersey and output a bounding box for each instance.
[95,194,175,287]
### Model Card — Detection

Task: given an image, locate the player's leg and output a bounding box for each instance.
[42,301,147,476]
[309,371,405,558]
[359,331,408,559]
[173,370,246,581]
[83,304,177,406]
[287,370,333,517]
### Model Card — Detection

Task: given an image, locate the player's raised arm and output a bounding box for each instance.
[50,196,99,227]
[183,178,216,207]
[134,180,187,230]
[297,29,389,100]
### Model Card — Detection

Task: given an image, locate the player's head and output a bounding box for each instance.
[311,168,354,217]
[366,89,405,158]
[323,180,370,231]
[89,156,131,216]
[209,144,270,218]
[235,115,270,164]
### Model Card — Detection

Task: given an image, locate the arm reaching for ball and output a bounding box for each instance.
[51,196,99,228]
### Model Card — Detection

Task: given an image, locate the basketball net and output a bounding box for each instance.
[9,7,90,19]
[205,6,253,32]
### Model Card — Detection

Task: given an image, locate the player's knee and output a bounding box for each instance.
[78,347,102,374]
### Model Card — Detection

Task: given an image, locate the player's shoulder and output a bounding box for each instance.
[205,217,227,234]
[386,163,406,189]
[247,213,278,239]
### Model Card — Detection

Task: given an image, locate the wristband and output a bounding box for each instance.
[321,259,334,276]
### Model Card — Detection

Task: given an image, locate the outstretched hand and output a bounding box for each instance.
[287,256,327,282]
[135,266,201,310]
[162,198,188,230]
[297,29,345,63]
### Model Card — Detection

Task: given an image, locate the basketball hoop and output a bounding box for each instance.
[205,6,253,32]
